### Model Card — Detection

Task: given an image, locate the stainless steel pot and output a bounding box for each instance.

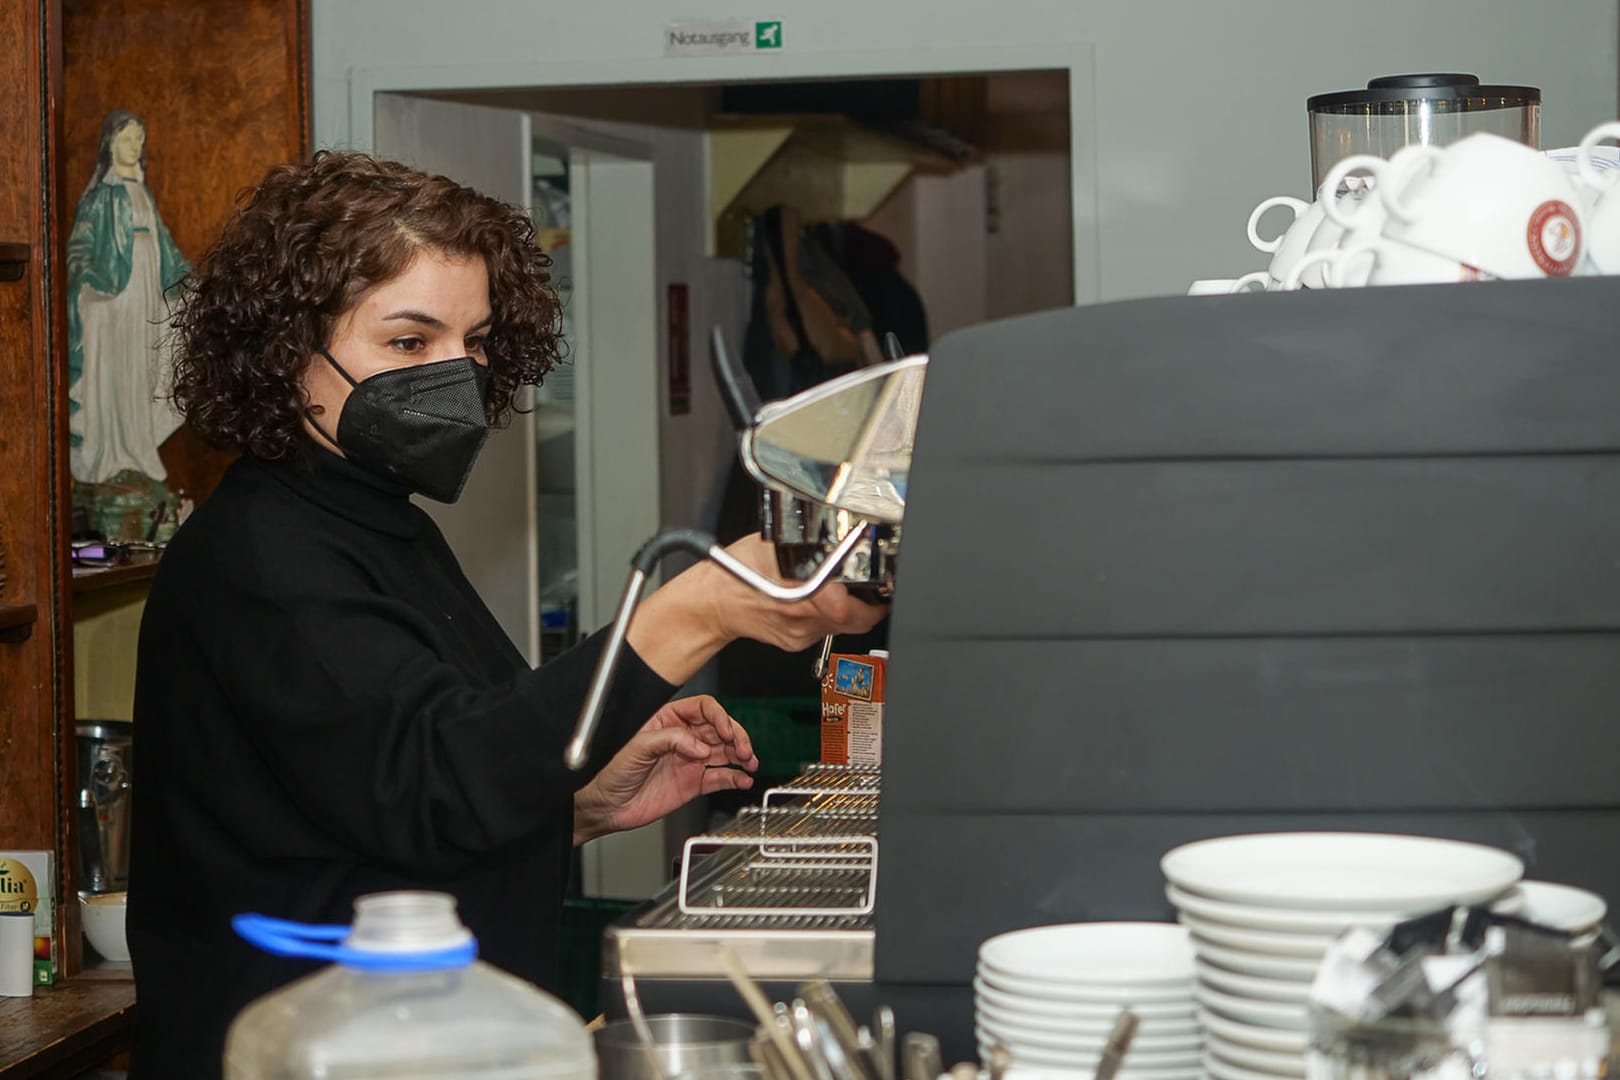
[595,1014,757,1080]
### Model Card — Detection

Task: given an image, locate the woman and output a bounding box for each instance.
[125,151,885,1078]
[65,109,189,500]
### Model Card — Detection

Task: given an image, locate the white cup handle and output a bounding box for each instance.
[1377,145,1445,223]
[1319,155,1391,228]
[1281,248,1341,291]
[1228,271,1272,294]
[1328,242,1382,288]
[1246,196,1309,254]
[1577,121,1620,193]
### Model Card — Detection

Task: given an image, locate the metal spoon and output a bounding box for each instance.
[621,972,669,1080]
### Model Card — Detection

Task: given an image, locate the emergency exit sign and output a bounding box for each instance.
[665,19,784,56]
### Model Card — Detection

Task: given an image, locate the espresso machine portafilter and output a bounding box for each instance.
[563,328,925,770]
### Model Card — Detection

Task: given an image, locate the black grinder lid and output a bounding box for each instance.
[1308,73,1540,113]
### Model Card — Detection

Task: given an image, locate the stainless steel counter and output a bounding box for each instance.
[606,764,879,982]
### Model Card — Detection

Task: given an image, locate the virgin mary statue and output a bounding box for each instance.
[66,109,189,496]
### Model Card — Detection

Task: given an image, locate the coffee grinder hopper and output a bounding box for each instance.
[563,329,927,770]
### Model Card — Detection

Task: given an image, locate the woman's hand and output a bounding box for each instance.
[572,695,758,846]
[707,535,888,652]
[626,535,889,686]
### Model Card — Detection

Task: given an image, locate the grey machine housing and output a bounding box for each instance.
[875,276,1620,1058]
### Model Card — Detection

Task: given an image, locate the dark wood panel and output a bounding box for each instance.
[0,0,63,882]
[0,980,136,1079]
[61,0,309,261]
[61,0,311,503]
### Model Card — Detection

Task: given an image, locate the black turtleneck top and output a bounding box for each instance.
[126,447,674,1079]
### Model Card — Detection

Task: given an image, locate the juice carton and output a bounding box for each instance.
[0,851,55,985]
[820,650,886,766]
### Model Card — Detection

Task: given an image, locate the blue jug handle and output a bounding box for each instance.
[233,912,477,972]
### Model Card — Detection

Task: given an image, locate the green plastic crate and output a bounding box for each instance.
[716,695,821,779]
[557,896,638,1020]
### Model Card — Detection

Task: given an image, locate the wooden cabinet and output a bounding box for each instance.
[0,0,310,1022]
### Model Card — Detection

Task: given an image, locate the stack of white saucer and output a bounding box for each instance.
[973,922,1201,1079]
[1159,832,1527,1080]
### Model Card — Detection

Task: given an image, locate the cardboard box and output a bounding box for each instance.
[0,851,55,985]
[820,651,885,766]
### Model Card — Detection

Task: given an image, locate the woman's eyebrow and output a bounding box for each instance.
[380,311,495,332]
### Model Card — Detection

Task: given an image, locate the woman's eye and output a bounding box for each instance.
[389,337,425,354]
[466,336,487,353]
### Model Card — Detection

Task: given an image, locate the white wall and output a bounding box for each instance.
[311,0,1618,304]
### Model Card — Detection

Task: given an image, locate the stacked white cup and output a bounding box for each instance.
[1574,122,1620,275]
[1193,125,1620,295]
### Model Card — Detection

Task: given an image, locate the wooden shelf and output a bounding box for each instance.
[0,978,135,1078]
[70,560,158,595]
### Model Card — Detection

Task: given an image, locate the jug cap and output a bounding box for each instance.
[233,890,477,972]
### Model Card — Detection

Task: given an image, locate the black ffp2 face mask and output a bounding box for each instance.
[314,348,492,503]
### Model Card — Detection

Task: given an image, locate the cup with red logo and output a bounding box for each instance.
[1376,132,1586,280]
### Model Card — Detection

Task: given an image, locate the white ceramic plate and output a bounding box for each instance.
[1177,914,1335,958]
[977,966,1195,1004]
[1194,985,1309,1031]
[1195,1010,1309,1054]
[1194,961,1311,1004]
[1204,1051,1297,1080]
[1205,1036,1305,1077]
[1161,833,1523,910]
[978,1040,1201,1080]
[977,1018,1200,1055]
[976,998,1202,1040]
[974,979,1199,1021]
[1512,880,1608,932]
[1188,938,1322,980]
[978,922,1197,986]
[976,1025,1201,1062]
[1166,885,1407,935]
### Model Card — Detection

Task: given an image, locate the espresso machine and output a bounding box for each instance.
[563,329,922,772]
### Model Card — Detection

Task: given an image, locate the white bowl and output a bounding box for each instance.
[1205,1036,1305,1077]
[1166,885,1407,935]
[1195,1010,1309,1054]
[977,965,1195,1004]
[977,998,1202,1040]
[1512,880,1608,932]
[975,979,1199,1022]
[1204,1050,1297,1080]
[80,891,128,962]
[978,1040,1200,1080]
[1161,833,1523,910]
[975,1027,1201,1067]
[1194,961,1311,1004]
[979,922,1196,986]
[976,1015,1202,1055]
[1194,985,1309,1031]
[1177,915,1335,958]
[1187,938,1321,980]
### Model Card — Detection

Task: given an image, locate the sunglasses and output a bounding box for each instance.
[71,540,165,568]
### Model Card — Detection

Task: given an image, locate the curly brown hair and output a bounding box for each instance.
[171,149,561,461]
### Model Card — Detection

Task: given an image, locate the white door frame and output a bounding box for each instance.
[564,144,660,638]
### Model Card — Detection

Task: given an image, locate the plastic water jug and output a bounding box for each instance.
[224,890,596,1079]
